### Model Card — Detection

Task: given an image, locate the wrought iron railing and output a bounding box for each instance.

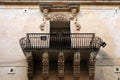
[20,33,106,50]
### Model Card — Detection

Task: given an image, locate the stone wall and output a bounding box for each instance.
[0,5,120,80]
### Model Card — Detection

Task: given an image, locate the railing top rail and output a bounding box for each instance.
[26,33,95,38]
[27,33,95,35]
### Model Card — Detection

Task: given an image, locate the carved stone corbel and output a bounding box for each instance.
[42,52,49,78]
[89,52,96,80]
[73,52,80,78]
[26,52,33,80]
[58,52,64,78]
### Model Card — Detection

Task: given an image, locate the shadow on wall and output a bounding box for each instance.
[96,50,114,66]
[97,50,110,59]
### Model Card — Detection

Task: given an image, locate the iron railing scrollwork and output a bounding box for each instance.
[20,33,106,50]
